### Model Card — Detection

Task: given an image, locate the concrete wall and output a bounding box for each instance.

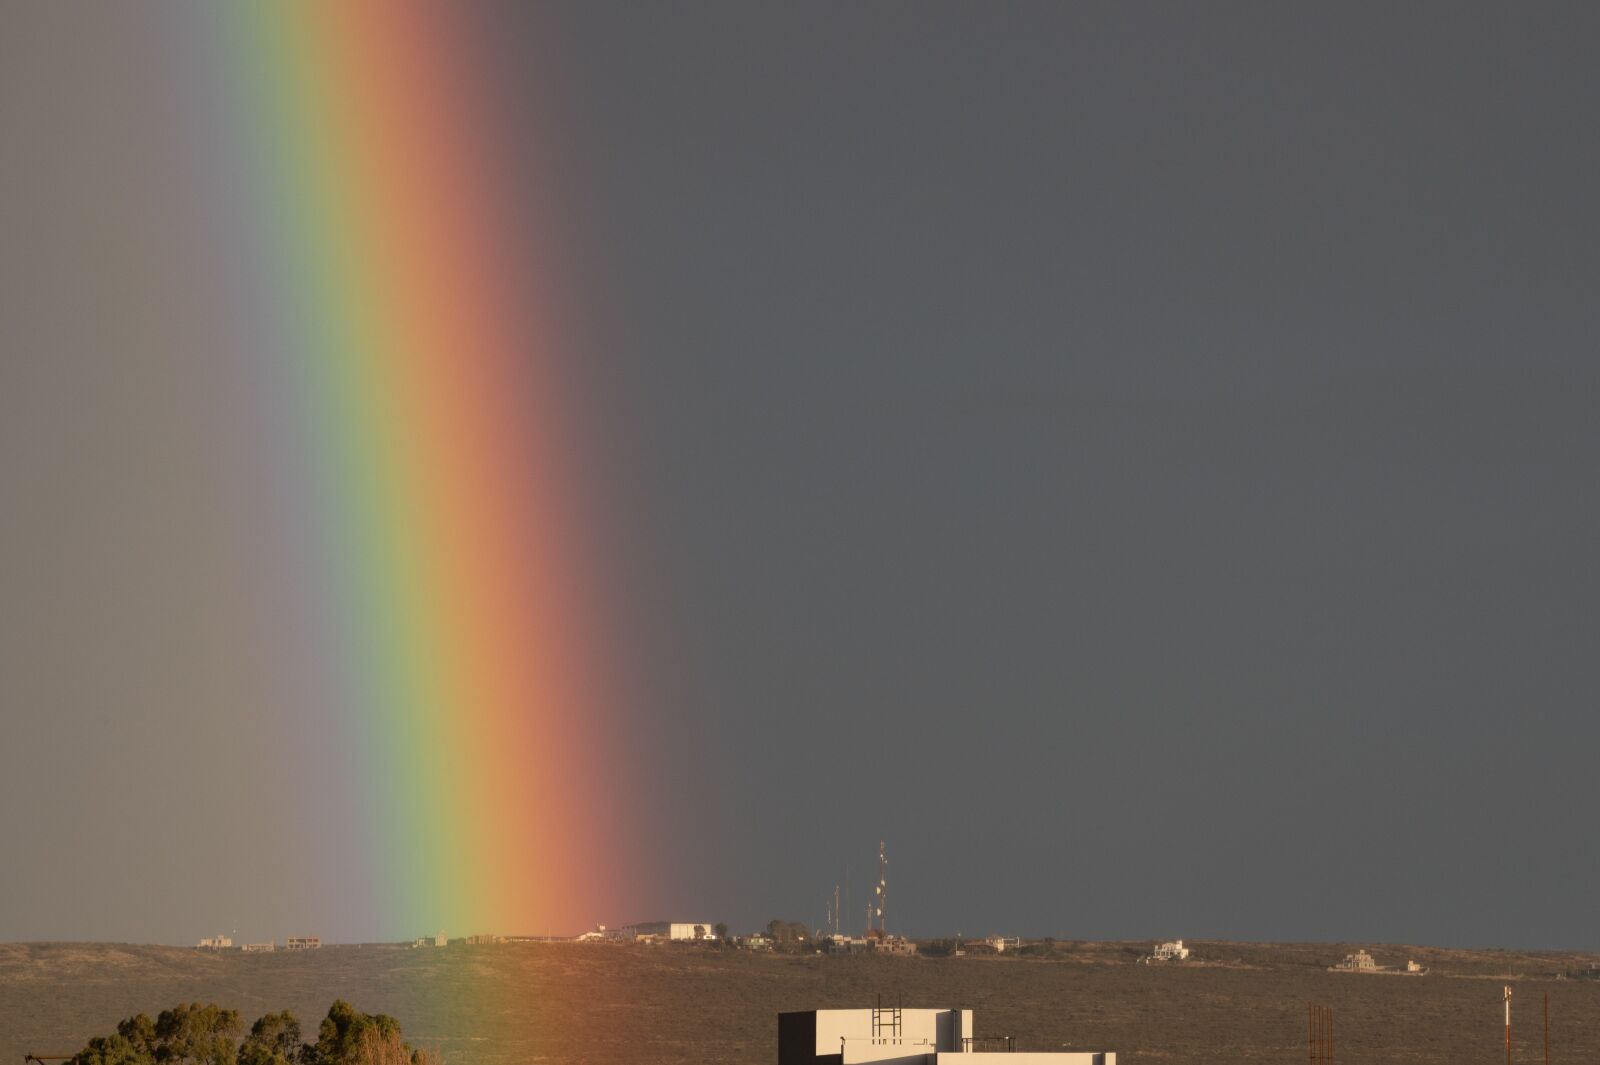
[668,922,714,940]
[838,1051,1112,1065]
[781,1008,1105,1065]
[809,1009,969,1062]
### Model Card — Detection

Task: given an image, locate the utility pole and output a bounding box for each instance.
[1504,986,1513,1065]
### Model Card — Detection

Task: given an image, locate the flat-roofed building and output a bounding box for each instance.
[778,1006,1116,1065]
[669,922,716,941]
[285,936,321,950]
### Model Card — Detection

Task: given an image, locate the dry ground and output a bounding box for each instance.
[3,940,1599,1065]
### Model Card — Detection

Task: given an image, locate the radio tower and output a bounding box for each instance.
[874,841,888,934]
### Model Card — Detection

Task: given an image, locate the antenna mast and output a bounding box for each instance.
[874,840,888,934]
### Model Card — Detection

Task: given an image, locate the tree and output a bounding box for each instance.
[152,1002,240,1065]
[70,1035,153,1065]
[714,922,729,943]
[765,919,810,951]
[238,1011,303,1065]
[70,1002,430,1065]
[310,1000,431,1065]
[116,1014,157,1056]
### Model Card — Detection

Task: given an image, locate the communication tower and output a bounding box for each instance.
[873,840,888,933]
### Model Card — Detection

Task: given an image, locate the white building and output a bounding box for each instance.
[434,930,448,947]
[669,922,717,941]
[240,943,274,953]
[1332,949,1378,971]
[197,936,232,950]
[779,1007,1117,1065]
[1151,940,1190,961]
[285,936,321,951]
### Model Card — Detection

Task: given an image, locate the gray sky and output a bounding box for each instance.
[3,3,1599,947]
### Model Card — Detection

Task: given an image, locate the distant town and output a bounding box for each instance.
[191,927,1428,975]
[183,841,1371,967]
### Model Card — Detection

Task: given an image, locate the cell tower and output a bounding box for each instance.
[873,840,888,934]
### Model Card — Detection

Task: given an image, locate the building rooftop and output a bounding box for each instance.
[779,1006,1117,1065]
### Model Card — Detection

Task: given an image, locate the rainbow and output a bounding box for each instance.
[202,3,621,938]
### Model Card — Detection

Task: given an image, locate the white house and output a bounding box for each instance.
[1151,940,1190,961]
[1332,950,1378,971]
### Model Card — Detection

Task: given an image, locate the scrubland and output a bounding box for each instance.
[4,939,1599,1065]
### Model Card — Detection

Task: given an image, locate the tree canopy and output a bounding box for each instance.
[765,919,811,951]
[68,1001,437,1065]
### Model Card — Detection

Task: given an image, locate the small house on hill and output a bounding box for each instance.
[1332,949,1378,971]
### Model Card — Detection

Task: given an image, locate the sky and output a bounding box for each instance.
[2,3,1598,949]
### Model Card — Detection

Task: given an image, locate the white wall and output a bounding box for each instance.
[786,1009,1105,1065]
[840,1049,1113,1065]
[814,1009,970,1062]
[668,922,715,940]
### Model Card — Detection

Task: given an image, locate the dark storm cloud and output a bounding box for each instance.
[2,3,1596,947]
[525,3,1600,947]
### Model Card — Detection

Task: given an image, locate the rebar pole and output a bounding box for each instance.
[1544,992,1548,1065]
